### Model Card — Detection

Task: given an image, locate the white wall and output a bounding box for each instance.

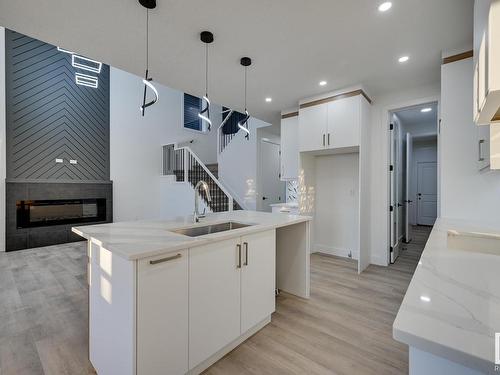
[369,83,440,265]
[441,58,500,225]
[110,67,219,222]
[314,153,360,259]
[0,27,6,251]
[217,117,271,210]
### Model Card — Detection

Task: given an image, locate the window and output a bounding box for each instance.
[184,93,202,131]
[222,107,247,135]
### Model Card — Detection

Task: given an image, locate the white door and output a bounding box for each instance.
[327,95,360,149]
[389,122,400,263]
[189,238,241,369]
[260,141,285,212]
[405,133,413,242]
[298,103,328,152]
[137,250,188,375]
[417,162,438,226]
[240,230,276,333]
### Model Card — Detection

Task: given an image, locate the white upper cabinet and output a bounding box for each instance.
[474,0,500,125]
[327,95,361,149]
[298,103,328,152]
[280,113,299,179]
[298,91,369,153]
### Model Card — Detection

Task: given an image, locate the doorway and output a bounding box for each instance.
[259,139,284,212]
[389,102,438,263]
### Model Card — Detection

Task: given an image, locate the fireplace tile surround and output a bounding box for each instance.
[6,182,113,251]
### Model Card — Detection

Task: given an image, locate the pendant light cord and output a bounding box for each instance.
[205,43,209,96]
[146,9,149,71]
[244,66,247,111]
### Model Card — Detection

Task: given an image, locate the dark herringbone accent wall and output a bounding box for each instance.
[5,30,110,182]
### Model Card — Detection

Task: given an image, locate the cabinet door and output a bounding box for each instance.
[281,116,299,179]
[137,250,188,375]
[327,95,360,149]
[241,230,276,333]
[477,124,490,170]
[189,238,241,369]
[298,103,328,152]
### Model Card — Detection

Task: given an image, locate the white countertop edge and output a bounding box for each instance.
[393,325,493,374]
[72,214,311,261]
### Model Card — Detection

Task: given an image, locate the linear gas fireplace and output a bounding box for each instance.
[6,182,113,251]
[17,199,107,229]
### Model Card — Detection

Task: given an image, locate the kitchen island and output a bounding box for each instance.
[73,210,311,375]
[393,218,500,375]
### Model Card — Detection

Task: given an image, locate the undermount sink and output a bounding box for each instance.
[447,230,500,256]
[170,221,253,237]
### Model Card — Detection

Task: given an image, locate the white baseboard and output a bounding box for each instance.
[313,243,359,260]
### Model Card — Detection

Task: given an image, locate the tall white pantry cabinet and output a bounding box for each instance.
[281,87,371,273]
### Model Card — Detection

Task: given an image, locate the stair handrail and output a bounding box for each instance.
[175,145,234,211]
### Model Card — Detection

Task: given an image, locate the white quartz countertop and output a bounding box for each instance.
[72,210,311,261]
[393,218,500,374]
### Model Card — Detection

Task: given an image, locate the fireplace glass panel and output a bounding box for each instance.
[17,199,106,228]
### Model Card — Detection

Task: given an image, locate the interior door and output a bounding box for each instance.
[240,230,276,333]
[405,133,413,242]
[260,141,284,212]
[417,162,438,226]
[389,122,400,263]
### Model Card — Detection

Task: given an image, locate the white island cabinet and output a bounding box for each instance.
[75,210,311,375]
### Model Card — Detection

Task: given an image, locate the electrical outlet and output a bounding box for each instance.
[69,160,78,164]
[55,158,63,163]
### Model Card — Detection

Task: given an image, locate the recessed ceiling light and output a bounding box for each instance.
[398,55,409,63]
[421,107,432,113]
[265,97,272,102]
[378,2,392,12]
[319,80,327,86]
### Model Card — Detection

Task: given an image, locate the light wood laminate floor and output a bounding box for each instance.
[0,226,431,375]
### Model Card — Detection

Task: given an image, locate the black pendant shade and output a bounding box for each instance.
[139,0,156,9]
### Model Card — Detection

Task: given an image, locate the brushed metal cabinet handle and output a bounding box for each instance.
[237,244,242,268]
[328,133,330,146]
[243,242,249,266]
[323,134,325,146]
[149,253,182,265]
[478,139,485,162]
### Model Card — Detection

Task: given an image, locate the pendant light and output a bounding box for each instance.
[238,57,251,140]
[139,0,159,116]
[198,31,214,131]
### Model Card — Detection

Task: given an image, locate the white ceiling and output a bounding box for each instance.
[0,0,473,125]
[394,102,438,127]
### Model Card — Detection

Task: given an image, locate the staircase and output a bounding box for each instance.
[172,147,242,212]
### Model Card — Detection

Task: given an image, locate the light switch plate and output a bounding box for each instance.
[69,159,78,164]
[55,158,63,163]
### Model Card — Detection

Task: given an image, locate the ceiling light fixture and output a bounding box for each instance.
[198,31,214,131]
[319,80,327,86]
[139,0,158,116]
[265,97,272,102]
[238,57,252,140]
[378,2,392,12]
[421,107,432,113]
[398,55,409,63]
